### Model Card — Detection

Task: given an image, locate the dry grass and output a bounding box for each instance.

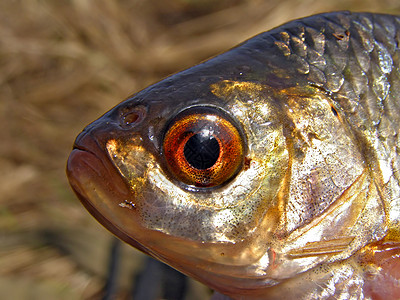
[1,0,399,299]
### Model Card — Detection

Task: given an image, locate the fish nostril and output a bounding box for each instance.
[123,112,139,124]
[119,105,147,128]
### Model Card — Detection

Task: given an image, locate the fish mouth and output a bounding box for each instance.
[66,132,151,254]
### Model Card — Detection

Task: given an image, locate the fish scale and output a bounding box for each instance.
[276,13,400,232]
[67,12,400,299]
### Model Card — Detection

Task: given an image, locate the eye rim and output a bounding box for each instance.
[162,105,246,190]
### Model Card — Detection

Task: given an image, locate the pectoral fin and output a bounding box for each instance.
[362,240,400,300]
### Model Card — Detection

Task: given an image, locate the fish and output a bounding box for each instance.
[67,11,400,299]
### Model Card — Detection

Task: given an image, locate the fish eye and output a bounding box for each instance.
[162,106,245,188]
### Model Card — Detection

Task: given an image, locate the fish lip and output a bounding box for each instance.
[66,133,152,254]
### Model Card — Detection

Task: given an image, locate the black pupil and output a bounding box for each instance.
[183,132,220,169]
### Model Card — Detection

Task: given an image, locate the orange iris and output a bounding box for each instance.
[163,107,244,188]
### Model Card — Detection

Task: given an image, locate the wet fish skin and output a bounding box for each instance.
[67,12,400,299]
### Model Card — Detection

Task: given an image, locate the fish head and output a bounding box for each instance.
[66,14,390,296]
[66,61,292,285]
[67,61,357,292]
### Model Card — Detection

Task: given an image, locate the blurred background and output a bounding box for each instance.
[1,0,399,299]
